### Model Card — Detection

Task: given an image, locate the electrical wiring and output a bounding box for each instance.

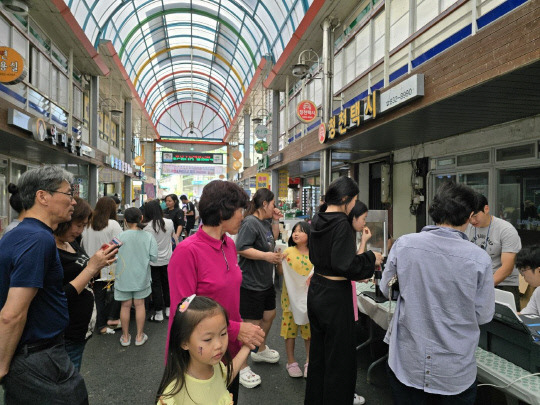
[477,372,540,389]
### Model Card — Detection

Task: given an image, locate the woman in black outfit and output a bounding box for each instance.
[305,177,382,405]
[163,193,183,246]
[54,197,118,371]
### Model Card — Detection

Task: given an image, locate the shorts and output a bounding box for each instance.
[240,286,276,320]
[114,286,152,301]
[280,310,311,339]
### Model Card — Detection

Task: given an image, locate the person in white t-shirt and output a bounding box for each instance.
[466,194,522,310]
[143,200,175,321]
[81,196,123,334]
[517,245,540,316]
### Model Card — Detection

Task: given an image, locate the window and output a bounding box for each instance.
[433,174,456,193]
[416,0,438,31]
[458,172,489,196]
[496,143,536,162]
[373,12,385,63]
[390,0,410,49]
[333,51,343,91]
[456,150,490,166]
[73,86,83,119]
[345,41,356,85]
[355,26,370,75]
[498,167,540,246]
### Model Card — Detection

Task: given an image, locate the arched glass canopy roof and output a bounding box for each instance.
[67,0,313,141]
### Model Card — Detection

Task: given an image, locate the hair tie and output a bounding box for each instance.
[179,294,196,312]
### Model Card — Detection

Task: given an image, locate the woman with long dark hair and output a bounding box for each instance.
[54,197,118,369]
[82,196,123,334]
[167,180,265,403]
[235,188,283,388]
[163,194,184,245]
[144,200,175,321]
[305,177,382,405]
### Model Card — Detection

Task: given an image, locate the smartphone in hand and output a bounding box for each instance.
[101,237,123,250]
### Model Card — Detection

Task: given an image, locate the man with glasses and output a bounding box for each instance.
[466,194,522,310]
[0,166,89,404]
[516,246,540,316]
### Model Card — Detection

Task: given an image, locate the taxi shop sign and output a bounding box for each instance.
[320,74,424,144]
[296,100,318,123]
[0,47,27,85]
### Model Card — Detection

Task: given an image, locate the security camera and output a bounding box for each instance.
[292,63,309,78]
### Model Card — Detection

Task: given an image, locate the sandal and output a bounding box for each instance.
[108,321,122,330]
[120,334,131,347]
[135,333,148,346]
[100,327,115,335]
[304,363,309,378]
[286,362,303,378]
[239,367,261,388]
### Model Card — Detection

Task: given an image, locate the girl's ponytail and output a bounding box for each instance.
[244,200,256,217]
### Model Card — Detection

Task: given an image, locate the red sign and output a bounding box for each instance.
[318,123,327,144]
[296,100,318,123]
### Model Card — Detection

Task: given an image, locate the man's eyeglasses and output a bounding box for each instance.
[49,190,75,200]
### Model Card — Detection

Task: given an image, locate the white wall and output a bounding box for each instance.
[392,161,417,238]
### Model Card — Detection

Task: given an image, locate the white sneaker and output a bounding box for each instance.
[154,310,164,322]
[239,366,261,388]
[165,307,170,318]
[250,346,280,363]
[353,393,366,405]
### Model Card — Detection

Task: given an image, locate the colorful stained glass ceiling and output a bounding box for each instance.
[67,0,313,141]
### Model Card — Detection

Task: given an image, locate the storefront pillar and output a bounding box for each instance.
[244,110,251,168]
[88,75,100,206]
[124,99,133,205]
[271,89,280,194]
[320,18,336,196]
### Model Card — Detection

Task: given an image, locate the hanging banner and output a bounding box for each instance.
[161,164,223,175]
[255,173,269,189]
[162,151,224,164]
[278,169,288,199]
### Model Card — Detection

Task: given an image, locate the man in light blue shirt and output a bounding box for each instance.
[382,182,494,404]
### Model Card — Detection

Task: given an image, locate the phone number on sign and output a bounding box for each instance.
[385,88,414,107]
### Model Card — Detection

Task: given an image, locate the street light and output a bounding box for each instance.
[291,49,320,79]
[99,98,123,118]
[251,108,270,124]
[2,0,28,15]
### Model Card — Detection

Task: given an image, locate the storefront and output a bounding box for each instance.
[429,136,540,246]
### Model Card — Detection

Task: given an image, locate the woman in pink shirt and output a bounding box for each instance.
[167,180,265,403]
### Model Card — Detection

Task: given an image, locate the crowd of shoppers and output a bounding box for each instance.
[1,165,531,405]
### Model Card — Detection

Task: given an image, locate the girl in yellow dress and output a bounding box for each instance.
[279,221,312,378]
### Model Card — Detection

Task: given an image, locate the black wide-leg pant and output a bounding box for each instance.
[305,273,356,405]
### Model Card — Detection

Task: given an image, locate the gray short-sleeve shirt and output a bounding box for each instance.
[235,215,275,291]
[465,216,522,286]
